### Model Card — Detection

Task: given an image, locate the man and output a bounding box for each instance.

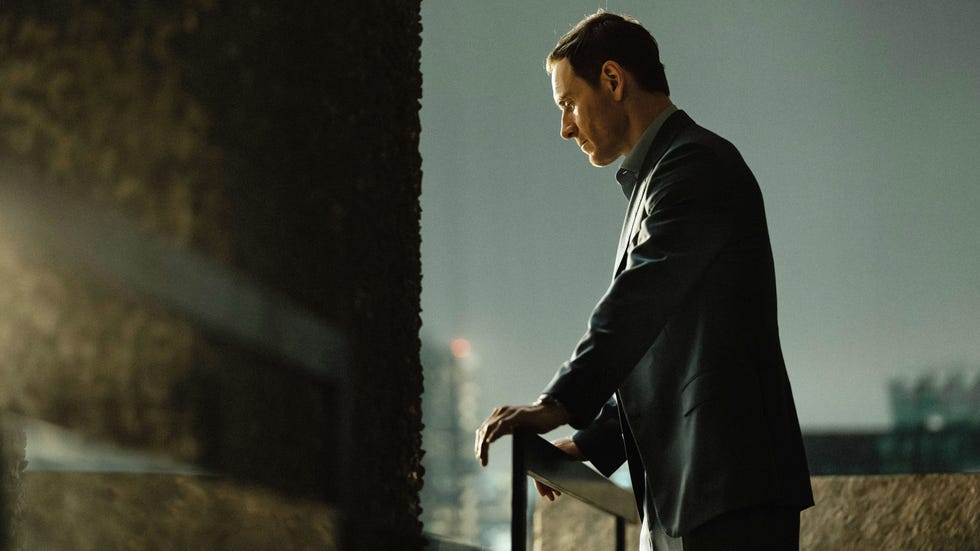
[474,11,814,551]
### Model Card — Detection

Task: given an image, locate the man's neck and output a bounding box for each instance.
[623,94,675,154]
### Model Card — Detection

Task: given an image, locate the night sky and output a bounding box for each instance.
[419,1,980,468]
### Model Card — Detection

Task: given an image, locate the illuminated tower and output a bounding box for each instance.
[420,338,481,543]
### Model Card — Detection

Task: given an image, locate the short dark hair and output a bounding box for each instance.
[547,11,669,96]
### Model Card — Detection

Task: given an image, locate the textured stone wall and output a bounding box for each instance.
[534,475,980,550]
[0,1,423,549]
[18,472,339,551]
[800,474,980,550]
[0,420,26,550]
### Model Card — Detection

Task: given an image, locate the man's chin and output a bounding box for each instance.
[588,153,616,167]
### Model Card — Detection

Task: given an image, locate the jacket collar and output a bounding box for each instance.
[616,109,690,199]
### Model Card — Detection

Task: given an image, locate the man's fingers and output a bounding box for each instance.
[475,424,493,466]
[534,480,550,497]
[534,479,562,501]
[474,405,530,467]
[483,417,510,445]
[475,417,509,467]
[483,412,520,448]
[534,480,552,500]
[474,428,484,464]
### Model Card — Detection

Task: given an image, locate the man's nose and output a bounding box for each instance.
[561,117,576,140]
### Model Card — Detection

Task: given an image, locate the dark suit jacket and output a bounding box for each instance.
[541,110,814,537]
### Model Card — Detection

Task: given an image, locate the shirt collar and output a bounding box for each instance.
[615,104,678,193]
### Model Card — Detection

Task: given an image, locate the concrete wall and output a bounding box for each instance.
[534,474,980,550]
[0,2,424,549]
[800,474,980,550]
[17,472,340,551]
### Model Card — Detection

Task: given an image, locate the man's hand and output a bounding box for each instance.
[474,397,570,467]
[534,437,585,501]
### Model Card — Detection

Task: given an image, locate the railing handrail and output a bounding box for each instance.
[0,180,349,383]
[0,177,351,504]
[511,431,639,551]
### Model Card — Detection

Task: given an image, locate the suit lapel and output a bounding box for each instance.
[614,175,649,273]
[613,111,691,276]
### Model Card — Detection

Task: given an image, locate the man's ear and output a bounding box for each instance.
[600,60,625,100]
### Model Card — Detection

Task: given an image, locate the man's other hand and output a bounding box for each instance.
[534,437,585,501]
[474,397,570,467]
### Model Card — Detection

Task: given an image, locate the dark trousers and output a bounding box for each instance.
[646,504,800,551]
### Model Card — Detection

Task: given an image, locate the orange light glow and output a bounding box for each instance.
[450,338,471,358]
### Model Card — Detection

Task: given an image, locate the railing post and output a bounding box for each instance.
[512,431,528,551]
[615,516,626,551]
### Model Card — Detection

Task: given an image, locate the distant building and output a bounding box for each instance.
[889,369,980,430]
[802,431,884,475]
[804,368,980,475]
[420,338,481,545]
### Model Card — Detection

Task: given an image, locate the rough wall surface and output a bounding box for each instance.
[800,474,980,550]
[0,1,423,549]
[535,475,980,551]
[18,472,340,551]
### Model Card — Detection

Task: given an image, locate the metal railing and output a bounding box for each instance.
[511,431,640,551]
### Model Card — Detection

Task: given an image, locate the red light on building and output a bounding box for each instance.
[450,338,471,358]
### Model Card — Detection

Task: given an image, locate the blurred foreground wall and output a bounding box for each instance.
[0,1,423,549]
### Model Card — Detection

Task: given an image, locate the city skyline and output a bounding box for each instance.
[419,1,980,474]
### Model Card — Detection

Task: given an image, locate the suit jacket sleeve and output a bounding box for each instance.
[570,395,625,477]
[542,142,737,429]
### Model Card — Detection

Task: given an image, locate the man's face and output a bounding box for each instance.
[550,58,627,167]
